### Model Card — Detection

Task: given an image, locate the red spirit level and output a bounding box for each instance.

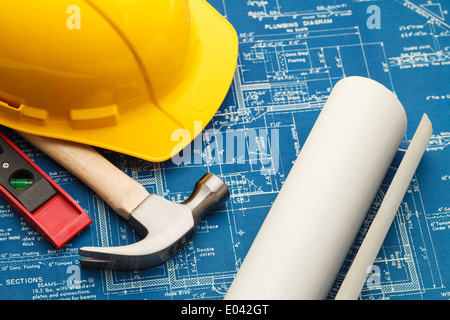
[0,131,92,248]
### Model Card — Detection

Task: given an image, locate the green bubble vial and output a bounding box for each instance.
[9,170,34,190]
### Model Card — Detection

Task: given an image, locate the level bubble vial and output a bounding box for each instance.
[9,169,34,190]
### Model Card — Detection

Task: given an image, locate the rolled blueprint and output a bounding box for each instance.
[225,76,407,300]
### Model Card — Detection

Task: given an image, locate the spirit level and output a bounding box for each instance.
[0,131,92,248]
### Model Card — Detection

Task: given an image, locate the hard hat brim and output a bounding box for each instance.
[3,0,238,163]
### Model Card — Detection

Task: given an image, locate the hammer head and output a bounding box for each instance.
[79,173,229,270]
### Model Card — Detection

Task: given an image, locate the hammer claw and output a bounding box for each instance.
[79,257,120,270]
[79,226,197,270]
[79,173,230,270]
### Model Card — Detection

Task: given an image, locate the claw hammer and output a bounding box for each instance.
[19,132,229,270]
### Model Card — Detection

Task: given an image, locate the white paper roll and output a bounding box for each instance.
[335,114,432,300]
[225,76,407,300]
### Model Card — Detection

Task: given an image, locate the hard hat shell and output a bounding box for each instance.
[0,0,238,162]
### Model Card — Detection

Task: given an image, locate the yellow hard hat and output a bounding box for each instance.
[0,0,238,162]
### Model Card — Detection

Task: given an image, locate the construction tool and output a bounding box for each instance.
[0,131,91,248]
[19,132,230,270]
[0,0,238,162]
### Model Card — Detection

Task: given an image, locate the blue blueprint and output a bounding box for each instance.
[0,0,449,300]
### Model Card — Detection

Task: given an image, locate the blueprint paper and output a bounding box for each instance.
[0,0,449,300]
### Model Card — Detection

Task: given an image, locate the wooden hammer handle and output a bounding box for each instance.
[19,132,149,220]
